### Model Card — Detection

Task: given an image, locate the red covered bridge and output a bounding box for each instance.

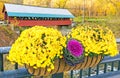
[3,3,74,26]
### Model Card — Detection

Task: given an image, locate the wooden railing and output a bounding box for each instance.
[0,38,120,78]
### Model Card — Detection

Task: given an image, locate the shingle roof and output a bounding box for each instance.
[4,3,74,18]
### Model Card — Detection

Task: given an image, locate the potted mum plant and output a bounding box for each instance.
[63,25,118,70]
[7,25,118,76]
[7,26,66,76]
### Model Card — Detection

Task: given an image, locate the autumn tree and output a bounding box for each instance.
[1,0,120,17]
[45,0,52,7]
[0,1,4,20]
[53,0,70,8]
[70,0,81,16]
[23,0,52,7]
[107,0,120,15]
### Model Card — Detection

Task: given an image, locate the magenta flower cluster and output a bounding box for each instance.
[67,39,84,57]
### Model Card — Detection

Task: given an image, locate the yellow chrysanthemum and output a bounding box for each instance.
[67,25,118,57]
[7,26,66,71]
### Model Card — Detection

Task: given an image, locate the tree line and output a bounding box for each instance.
[0,0,120,20]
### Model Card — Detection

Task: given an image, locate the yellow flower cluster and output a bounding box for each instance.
[67,25,118,57]
[7,26,66,71]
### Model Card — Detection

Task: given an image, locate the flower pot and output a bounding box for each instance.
[26,55,103,76]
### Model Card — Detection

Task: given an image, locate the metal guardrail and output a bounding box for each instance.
[0,38,120,78]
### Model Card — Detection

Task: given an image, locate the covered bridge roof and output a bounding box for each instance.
[4,3,74,18]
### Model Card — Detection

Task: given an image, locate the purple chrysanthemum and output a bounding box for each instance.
[67,39,84,57]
